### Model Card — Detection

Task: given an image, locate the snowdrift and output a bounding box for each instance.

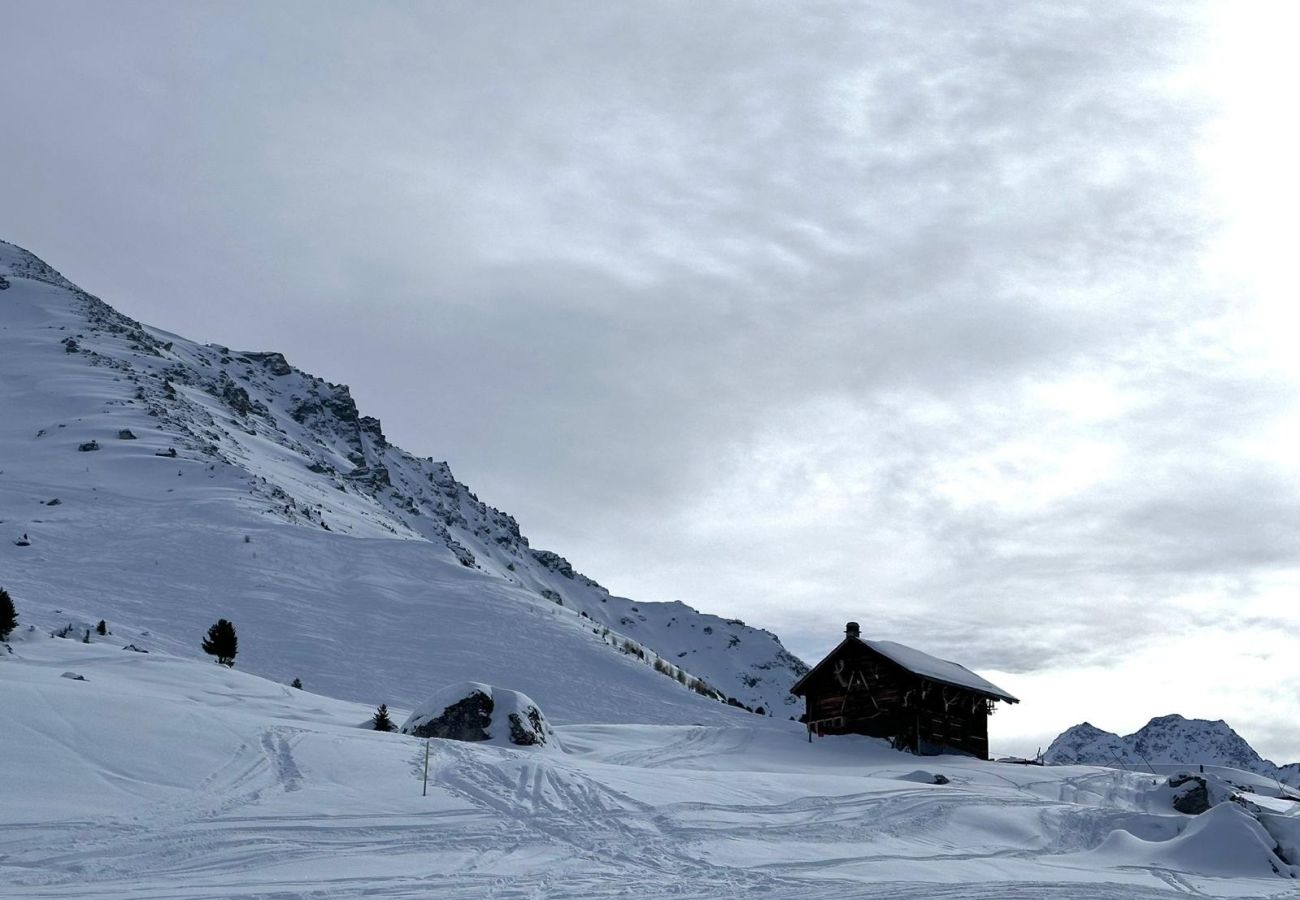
[4,633,1300,898]
[1080,802,1296,879]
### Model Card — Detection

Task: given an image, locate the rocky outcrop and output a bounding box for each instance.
[400,682,556,750]
[1169,773,1212,814]
[403,688,493,742]
[244,351,292,376]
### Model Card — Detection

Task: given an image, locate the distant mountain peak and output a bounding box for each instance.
[1045,714,1297,787]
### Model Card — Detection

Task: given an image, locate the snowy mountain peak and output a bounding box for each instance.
[1045,715,1298,786]
[0,240,807,721]
[1052,721,1114,744]
[0,238,77,289]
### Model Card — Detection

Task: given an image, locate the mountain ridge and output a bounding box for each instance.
[0,238,806,721]
[1045,713,1300,787]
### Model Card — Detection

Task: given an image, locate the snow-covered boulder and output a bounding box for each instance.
[400,682,558,751]
[897,769,950,785]
[1164,771,1240,815]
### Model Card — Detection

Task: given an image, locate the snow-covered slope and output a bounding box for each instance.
[0,239,805,723]
[4,632,1299,898]
[1045,715,1300,787]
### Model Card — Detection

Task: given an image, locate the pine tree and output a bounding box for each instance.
[371,703,395,732]
[96,620,107,636]
[82,629,91,643]
[0,588,17,641]
[201,619,238,666]
[291,677,303,689]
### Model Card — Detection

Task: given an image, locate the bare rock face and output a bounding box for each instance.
[244,351,292,376]
[404,690,494,742]
[400,682,557,750]
[507,707,549,746]
[1169,774,1211,815]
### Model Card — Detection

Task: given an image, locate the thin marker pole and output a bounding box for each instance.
[422,738,430,797]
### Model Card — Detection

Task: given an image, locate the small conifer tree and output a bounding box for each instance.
[291,677,303,689]
[0,588,17,641]
[201,618,238,666]
[82,629,91,643]
[371,703,395,732]
[96,620,107,636]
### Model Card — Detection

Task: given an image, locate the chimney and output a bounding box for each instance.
[845,621,860,639]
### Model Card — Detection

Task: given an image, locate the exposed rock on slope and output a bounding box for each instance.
[401,682,557,750]
[0,239,806,719]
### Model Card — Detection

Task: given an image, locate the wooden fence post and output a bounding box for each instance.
[422,739,430,797]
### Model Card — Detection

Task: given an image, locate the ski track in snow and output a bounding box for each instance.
[4,643,1298,900]
[5,638,1299,899]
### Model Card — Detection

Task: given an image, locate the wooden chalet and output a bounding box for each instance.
[791,622,1018,760]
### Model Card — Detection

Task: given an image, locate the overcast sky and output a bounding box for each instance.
[3,1,1298,760]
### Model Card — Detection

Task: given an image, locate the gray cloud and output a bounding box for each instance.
[3,1,1297,758]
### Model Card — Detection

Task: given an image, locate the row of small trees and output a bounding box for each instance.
[2,595,401,733]
[2,589,119,646]
[0,591,238,667]
[0,588,237,668]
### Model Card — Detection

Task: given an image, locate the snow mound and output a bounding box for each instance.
[1261,809,1300,870]
[896,769,950,785]
[1085,802,1295,879]
[401,681,558,751]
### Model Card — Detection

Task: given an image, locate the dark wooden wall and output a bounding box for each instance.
[799,642,992,759]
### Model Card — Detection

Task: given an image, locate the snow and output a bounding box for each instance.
[1045,715,1300,788]
[3,635,1298,898]
[0,239,804,727]
[865,639,1019,702]
[6,240,1300,896]
[1071,803,1293,880]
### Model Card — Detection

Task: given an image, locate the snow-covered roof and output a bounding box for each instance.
[863,640,1018,703]
[791,634,1018,703]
